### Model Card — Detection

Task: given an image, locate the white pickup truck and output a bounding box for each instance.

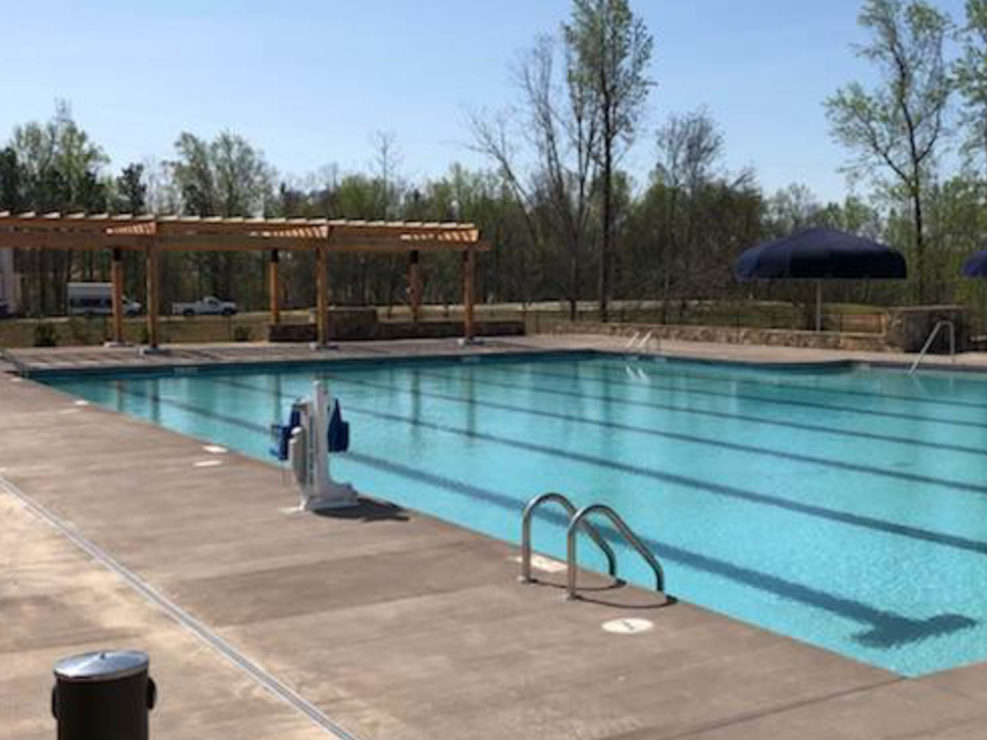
[171,296,238,317]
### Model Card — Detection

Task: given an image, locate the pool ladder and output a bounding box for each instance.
[908,320,956,376]
[626,330,660,353]
[520,492,667,602]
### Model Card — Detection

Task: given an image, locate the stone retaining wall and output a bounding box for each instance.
[548,306,972,353]
[885,306,969,353]
[547,320,892,352]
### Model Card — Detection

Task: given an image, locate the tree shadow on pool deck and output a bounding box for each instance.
[312,498,409,523]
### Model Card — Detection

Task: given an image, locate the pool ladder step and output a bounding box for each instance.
[519,492,667,602]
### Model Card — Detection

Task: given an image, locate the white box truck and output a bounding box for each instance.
[67,283,142,317]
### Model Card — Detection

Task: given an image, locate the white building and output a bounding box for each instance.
[0,248,20,315]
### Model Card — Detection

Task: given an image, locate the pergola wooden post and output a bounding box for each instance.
[408,249,422,323]
[462,247,476,342]
[268,249,280,325]
[110,247,125,344]
[315,244,330,347]
[145,245,160,349]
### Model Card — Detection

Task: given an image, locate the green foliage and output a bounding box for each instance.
[115,163,147,214]
[826,0,952,302]
[955,0,987,171]
[66,317,96,344]
[232,325,252,342]
[33,321,57,347]
[563,0,654,320]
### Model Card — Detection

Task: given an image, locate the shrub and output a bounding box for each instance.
[33,322,57,347]
[232,325,252,342]
[67,317,94,344]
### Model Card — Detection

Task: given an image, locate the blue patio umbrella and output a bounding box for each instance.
[733,227,907,331]
[961,249,987,331]
[962,249,987,277]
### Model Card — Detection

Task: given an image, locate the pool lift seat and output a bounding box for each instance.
[280,381,359,511]
[520,493,667,603]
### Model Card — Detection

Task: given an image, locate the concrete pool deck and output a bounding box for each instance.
[4,335,987,738]
[4,332,987,375]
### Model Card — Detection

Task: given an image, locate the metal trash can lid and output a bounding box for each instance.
[54,651,149,683]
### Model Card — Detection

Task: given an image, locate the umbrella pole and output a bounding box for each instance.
[816,280,822,332]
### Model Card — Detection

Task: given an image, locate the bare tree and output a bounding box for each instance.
[370,130,403,307]
[653,109,726,317]
[521,36,600,318]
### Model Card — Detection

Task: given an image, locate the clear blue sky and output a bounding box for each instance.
[0,0,969,203]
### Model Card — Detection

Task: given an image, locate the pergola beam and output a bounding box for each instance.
[0,233,150,250]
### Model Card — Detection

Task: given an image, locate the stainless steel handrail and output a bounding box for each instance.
[520,492,617,584]
[909,320,956,376]
[566,504,665,600]
[625,330,660,353]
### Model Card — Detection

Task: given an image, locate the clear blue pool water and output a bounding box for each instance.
[41,352,987,676]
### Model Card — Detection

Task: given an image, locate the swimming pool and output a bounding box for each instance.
[40,351,987,677]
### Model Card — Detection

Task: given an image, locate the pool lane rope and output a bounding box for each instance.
[0,473,361,740]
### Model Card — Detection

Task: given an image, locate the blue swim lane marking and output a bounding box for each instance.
[483,365,987,431]
[413,368,987,458]
[594,356,987,413]
[342,452,976,652]
[93,379,978,651]
[205,376,987,559]
[316,373,987,498]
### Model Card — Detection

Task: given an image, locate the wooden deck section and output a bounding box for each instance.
[4,338,987,738]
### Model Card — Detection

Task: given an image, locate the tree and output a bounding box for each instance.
[564,0,653,321]
[0,147,21,211]
[475,34,601,318]
[654,108,724,301]
[170,131,275,301]
[8,102,109,311]
[955,1,987,177]
[468,108,544,307]
[524,35,600,319]
[826,0,951,302]
[767,183,822,235]
[115,163,147,213]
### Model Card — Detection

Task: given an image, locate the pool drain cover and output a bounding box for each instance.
[602,618,654,635]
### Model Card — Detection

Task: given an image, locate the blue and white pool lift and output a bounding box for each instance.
[270,381,358,510]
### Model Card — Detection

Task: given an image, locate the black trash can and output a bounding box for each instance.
[52,650,156,740]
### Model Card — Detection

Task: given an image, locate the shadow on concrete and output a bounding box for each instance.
[525,575,674,611]
[313,499,410,523]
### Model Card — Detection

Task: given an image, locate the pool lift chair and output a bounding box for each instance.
[271,381,359,511]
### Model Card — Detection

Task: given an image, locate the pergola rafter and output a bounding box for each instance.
[0,212,489,348]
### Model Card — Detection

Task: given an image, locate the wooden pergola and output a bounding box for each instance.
[0,212,490,348]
